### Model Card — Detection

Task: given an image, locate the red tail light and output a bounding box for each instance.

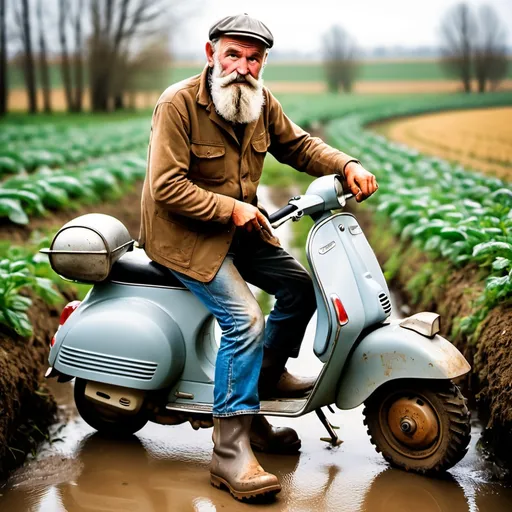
[330,294,349,325]
[59,300,81,326]
[51,300,81,347]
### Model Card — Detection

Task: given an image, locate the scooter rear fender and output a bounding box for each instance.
[336,320,471,410]
[50,297,185,390]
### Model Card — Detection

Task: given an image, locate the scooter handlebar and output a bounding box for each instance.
[269,204,298,224]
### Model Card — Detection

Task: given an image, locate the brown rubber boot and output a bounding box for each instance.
[258,348,316,399]
[210,416,281,501]
[250,415,301,454]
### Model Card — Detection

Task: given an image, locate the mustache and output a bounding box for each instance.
[218,70,259,89]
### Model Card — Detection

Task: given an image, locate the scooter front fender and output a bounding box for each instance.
[336,321,471,410]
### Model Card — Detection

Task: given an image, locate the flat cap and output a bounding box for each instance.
[209,13,274,48]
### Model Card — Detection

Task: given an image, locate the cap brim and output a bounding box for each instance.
[221,31,273,48]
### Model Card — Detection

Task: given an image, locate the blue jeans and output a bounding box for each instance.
[170,230,316,417]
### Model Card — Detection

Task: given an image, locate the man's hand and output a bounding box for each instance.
[232,201,272,233]
[345,161,378,202]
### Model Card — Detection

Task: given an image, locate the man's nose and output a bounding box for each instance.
[236,58,248,75]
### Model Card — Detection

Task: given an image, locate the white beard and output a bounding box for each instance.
[209,55,265,124]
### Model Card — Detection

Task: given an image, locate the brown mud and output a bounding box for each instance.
[0,182,144,480]
[358,208,512,472]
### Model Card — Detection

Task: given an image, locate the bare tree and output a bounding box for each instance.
[13,0,38,113]
[473,5,509,93]
[323,25,360,93]
[72,0,85,111]
[36,0,51,113]
[58,0,75,111]
[440,3,476,93]
[88,0,171,112]
[0,0,6,115]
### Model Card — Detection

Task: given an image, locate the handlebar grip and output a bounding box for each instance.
[269,204,298,224]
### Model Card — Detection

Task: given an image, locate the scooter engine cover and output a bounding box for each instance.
[52,297,185,390]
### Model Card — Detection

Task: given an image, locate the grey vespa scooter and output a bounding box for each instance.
[42,174,472,474]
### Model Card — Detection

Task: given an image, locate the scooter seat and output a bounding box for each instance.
[108,248,187,289]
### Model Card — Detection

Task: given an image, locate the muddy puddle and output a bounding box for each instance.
[1,317,512,512]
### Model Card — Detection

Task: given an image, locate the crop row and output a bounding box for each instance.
[0,119,149,177]
[0,154,147,225]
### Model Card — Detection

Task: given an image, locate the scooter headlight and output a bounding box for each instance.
[334,176,346,208]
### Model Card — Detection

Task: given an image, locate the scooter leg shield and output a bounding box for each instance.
[336,321,471,410]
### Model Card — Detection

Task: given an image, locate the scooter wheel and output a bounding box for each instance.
[74,378,149,436]
[363,379,471,474]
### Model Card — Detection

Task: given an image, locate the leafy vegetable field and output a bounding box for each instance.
[0,115,150,336]
[1,91,512,344]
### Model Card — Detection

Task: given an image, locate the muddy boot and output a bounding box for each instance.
[250,415,301,454]
[210,416,281,501]
[258,347,316,399]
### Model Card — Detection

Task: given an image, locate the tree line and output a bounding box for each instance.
[0,0,174,115]
[323,2,509,94]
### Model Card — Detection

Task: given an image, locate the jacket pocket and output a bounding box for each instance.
[190,142,226,182]
[153,212,198,268]
[250,134,270,182]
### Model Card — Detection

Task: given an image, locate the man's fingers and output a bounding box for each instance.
[251,217,262,232]
[256,211,272,232]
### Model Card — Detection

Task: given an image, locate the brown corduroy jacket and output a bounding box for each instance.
[138,65,358,282]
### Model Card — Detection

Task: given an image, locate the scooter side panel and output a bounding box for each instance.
[52,291,186,390]
[335,321,471,410]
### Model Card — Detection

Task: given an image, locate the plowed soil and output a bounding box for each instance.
[374,107,512,179]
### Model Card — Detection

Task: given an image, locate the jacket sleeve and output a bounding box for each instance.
[266,90,359,179]
[148,100,235,223]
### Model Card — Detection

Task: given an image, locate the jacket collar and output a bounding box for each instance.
[196,64,211,107]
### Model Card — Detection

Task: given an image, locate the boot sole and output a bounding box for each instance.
[251,439,301,454]
[210,474,281,501]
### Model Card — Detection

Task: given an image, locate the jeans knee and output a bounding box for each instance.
[246,307,265,341]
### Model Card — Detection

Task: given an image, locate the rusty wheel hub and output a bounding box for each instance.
[387,397,439,450]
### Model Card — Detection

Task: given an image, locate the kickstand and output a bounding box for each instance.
[316,408,343,447]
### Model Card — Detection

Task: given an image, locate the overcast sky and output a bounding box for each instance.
[173,0,512,55]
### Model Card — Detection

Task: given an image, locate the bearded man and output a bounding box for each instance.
[139,13,378,501]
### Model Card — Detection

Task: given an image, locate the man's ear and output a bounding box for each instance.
[205,41,215,68]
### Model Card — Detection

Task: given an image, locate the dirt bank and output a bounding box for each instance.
[0,294,59,480]
[359,208,512,470]
[0,183,144,481]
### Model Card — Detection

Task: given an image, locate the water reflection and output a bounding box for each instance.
[59,432,301,511]
[2,426,512,512]
[361,469,469,512]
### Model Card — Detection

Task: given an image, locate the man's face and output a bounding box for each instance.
[211,36,266,81]
[206,36,267,124]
